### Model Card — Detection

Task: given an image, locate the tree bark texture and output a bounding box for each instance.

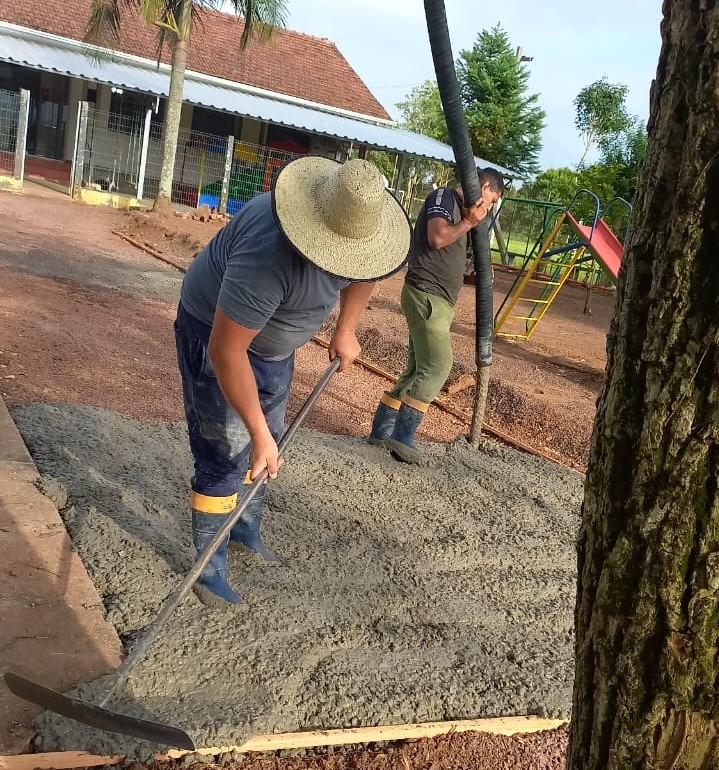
[568,3,719,769]
[153,1,191,212]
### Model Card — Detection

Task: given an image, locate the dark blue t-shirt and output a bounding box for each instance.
[180,193,348,360]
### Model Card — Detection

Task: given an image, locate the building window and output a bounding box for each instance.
[108,90,164,139]
[265,123,311,154]
[191,106,236,137]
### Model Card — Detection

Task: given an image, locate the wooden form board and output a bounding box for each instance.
[0,716,566,769]
[0,753,123,770]
[310,336,581,473]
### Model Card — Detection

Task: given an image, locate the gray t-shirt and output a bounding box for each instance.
[406,187,467,306]
[180,193,348,360]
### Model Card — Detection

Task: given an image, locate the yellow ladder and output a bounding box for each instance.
[494,214,585,341]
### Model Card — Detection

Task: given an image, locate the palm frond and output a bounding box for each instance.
[241,0,288,47]
[201,0,288,49]
[137,0,170,26]
[84,0,140,50]
[154,25,170,68]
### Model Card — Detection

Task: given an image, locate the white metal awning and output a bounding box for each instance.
[0,23,517,176]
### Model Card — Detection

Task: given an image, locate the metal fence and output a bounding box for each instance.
[73,102,301,211]
[0,88,29,181]
[494,196,619,286]
[73,104,145,194]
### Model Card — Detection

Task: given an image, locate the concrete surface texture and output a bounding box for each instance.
[0,397,122,754]
[12,402,583,759]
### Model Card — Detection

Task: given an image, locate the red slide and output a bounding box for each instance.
[565,213,623,282]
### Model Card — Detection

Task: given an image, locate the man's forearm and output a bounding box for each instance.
[429,218,475,250]
[335,282,376,335]
[209,347,268,442]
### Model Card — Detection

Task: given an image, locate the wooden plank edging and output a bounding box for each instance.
[0,753,123,770]
[0,716,567,769]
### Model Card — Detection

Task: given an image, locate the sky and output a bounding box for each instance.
[278,0,663,171]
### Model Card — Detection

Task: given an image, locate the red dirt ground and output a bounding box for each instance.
[0,183,612,768]
[117,208,613,470]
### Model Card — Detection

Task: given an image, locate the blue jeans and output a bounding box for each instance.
[174,303,294,500]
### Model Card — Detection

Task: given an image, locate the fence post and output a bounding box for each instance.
[136,107,153,201]
[393,154,408,200]
[14,89,30,183]
[220,135,234,215]
[70,101,89,196]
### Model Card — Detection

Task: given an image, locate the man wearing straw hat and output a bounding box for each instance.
[174,156,411,607]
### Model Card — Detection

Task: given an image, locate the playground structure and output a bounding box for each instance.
[179,135,300,214]
[492,190,632,341]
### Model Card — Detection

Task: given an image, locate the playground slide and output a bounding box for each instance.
[565,213,623,282]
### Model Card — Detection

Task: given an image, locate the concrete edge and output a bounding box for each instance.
[0,397,35,471]
[0,396,123,755]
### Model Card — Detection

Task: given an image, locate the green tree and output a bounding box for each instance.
[364,150,397,186]
[85,0,287,212]
[458,25,545,176]
[397,25,545,176]
[568,1,719,767]
[521,167,578,204]
[396,81,448,144]
[574,77,631,167]
[598,116,648,200]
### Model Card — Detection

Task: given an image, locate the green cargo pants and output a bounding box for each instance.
[389,282,454,406]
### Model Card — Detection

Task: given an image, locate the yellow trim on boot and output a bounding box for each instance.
[380,392,402,410]
[402,394,430,413]
[190,491,238,514]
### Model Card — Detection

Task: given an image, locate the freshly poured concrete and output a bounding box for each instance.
[13,403,583,758]
[0,398,121,753]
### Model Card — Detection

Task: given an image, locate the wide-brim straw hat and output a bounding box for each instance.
[272,156,411,282]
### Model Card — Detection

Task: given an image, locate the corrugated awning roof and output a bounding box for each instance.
[0,24,517,176]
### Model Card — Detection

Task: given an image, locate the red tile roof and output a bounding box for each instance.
[0,0,391,120]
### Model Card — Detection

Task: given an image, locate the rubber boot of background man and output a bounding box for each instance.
[367,392,401,444]
[382,283,454,465]
[385,396,430,464]
[175,303,293,607]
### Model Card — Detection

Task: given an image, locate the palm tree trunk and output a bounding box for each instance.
[153,0,191,212]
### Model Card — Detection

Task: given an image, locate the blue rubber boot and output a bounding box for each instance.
[386,400,427,465]
[192,511,244,607]
[229,492,284,564]
[368,393,401,445]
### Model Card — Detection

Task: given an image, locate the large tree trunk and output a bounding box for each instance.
[568,3,719,769]
[153,1,191,213]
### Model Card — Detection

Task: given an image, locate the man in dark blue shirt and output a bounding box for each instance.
[176,157,410,606]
